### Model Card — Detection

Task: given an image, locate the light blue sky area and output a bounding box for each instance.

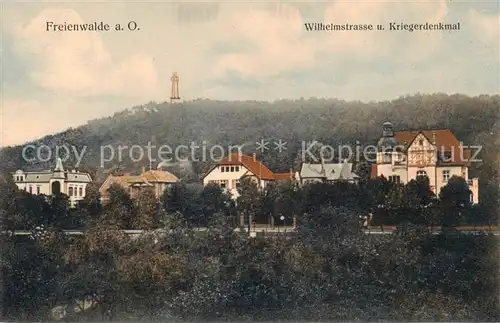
[1,1,499,146]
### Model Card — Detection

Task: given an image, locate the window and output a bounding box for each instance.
[211,180,228,188]
[28,186,32,194]
[20,177,23,182]
[15,176,18,181]
[235,166,239,172]
[69,187,73,196]
[236,179,241,188]
[442,170,450,183]
[388,175,401,184]
[230,166,235,172]
[419,140,424,146]
[221,167,225,172]
[36,186,40,194]
[79,187,83,196]
[416,170,427,178]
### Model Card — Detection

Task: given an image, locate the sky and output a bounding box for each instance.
[1,0,499,146]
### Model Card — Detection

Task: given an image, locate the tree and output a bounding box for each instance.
[236,177,262,232]
[439,176,472,228]
[133,188,159,229]
[198,183,232,227]
[103,184,135,229]
[0,174,22,231]
[161,183,202,226]
[78,182,102,220]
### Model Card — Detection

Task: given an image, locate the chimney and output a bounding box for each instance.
[432,132,436,145]
[252,153,256,161]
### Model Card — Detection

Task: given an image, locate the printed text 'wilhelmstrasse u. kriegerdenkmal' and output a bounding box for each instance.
[304,22,461,32]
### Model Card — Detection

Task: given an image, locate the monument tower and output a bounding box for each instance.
[170,72,181,104]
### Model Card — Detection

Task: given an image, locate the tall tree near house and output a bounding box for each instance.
[198,183,232,227]
[161,183,202,226]
[354,160,372,182]
[405,176,435,207]
[439,176,472,228]
[271,180,300,226]
[47,193,71,227]
[133,188,160,229]
[439,176,471,227]
[161,183,191,214]
[236,177,262,233]
[78,182,102,219]
[0,175,21,231]
[104,184,135,229]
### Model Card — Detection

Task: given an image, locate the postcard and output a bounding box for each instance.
[1,1,499,321]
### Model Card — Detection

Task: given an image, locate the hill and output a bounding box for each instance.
[1,94,499,185]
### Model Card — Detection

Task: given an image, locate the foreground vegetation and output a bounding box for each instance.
[1,173,499,321]
[1,93,499,320]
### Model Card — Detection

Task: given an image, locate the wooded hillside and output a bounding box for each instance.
[1,93,498,208]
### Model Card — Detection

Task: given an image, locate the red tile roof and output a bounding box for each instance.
[216,153,275,180]
[394,129,459,150]
[394,129,470,165]
[274,172,295,181]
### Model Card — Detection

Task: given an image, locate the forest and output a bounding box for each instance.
[0,172,499,321]
[1,93,499,321]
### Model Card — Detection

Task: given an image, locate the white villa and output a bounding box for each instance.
[13,158,92,206]
[202,153,294,199]
[371,122,479,204]
[297,159,359,185]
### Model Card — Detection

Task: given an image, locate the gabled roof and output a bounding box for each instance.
[394,129,470,165]
[129,170,178,183]
[299,161,359,181]
[394,129,459,150]
[99,170,178,198]
[98,174,139,198]
[208,153,275,180]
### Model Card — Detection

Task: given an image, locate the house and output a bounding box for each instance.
[99,169,179,203]
[202,153,295,199]
[13,158,92,207]
[297,159,359,185]
[372,121,479,204]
